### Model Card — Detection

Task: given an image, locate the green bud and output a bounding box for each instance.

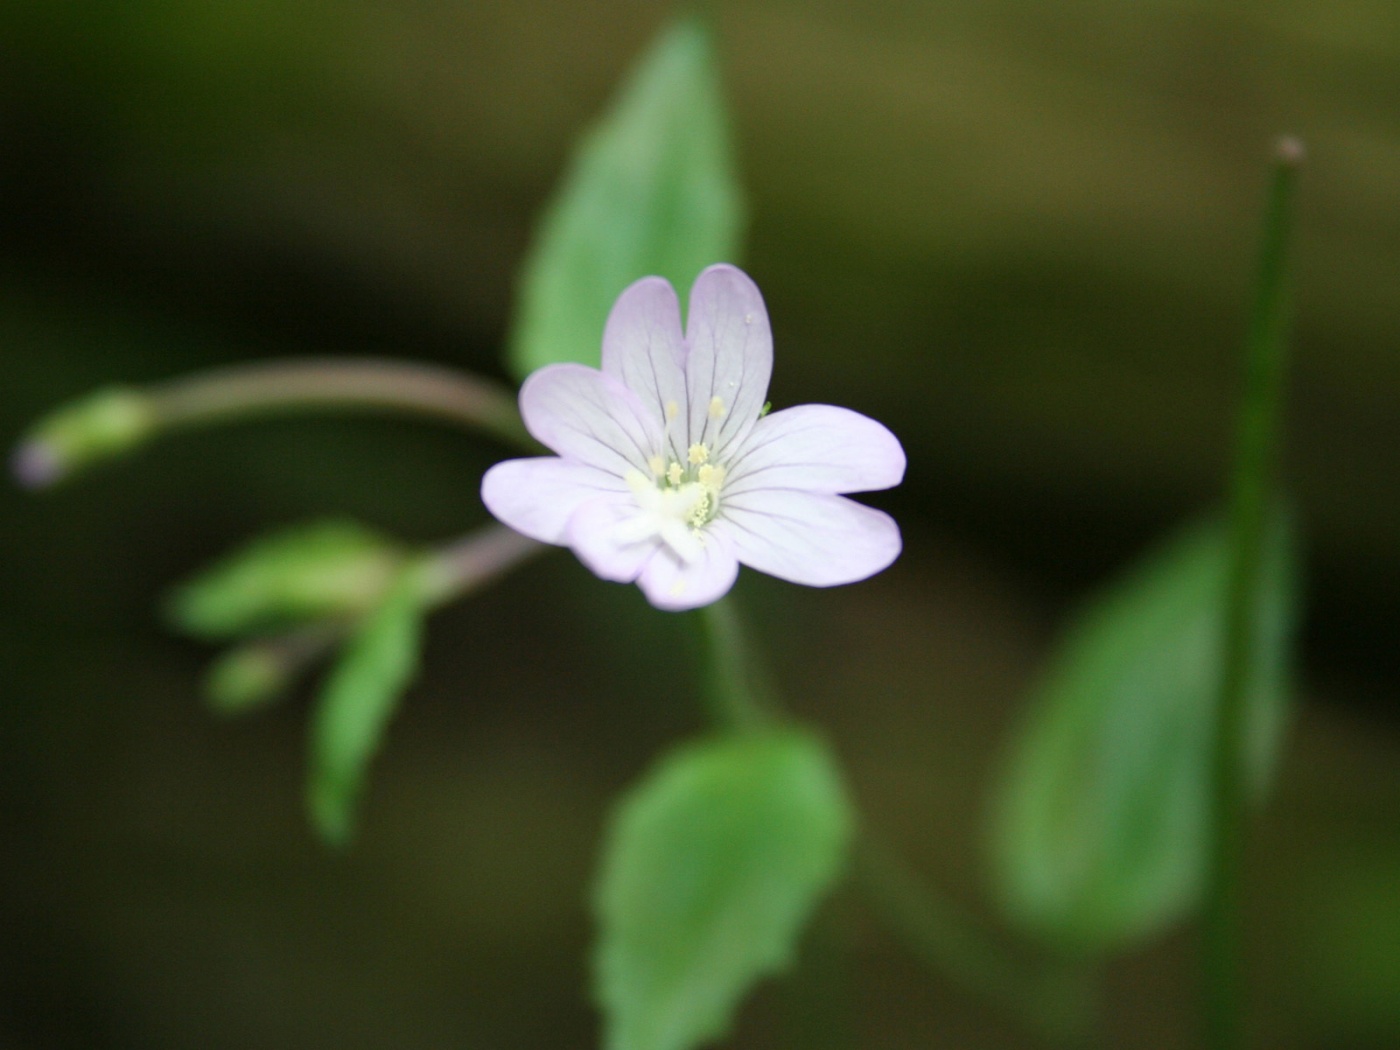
[205,643,293,715]
[12,387,157,488]
[167,520,406,641]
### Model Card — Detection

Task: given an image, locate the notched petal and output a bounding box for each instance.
[684,264,773,459]
[520,364,662,476]
[723,491,901,587]
[636,530,740,610]
[567,495,658,582]
[725,404,906,496]
[481,457,626,544]
[601,277,688,450]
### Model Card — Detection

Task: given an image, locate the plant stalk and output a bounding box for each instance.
[1202,135,1303,1050]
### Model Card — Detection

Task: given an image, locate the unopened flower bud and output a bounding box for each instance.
[11,387,157,488]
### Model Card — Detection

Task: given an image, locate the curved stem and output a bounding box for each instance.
[151,358,536,451]
[1203,136,1303,1050]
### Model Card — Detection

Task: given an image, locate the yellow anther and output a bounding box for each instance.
[665,400,680,421]
[688,443,709,466]
[666,462,684,486]
[699,464,726,491]
[687,492,713,528]
[708,396,725,419]
[647,454,665,477]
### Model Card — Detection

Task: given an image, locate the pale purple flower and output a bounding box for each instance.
[482,264,905,611]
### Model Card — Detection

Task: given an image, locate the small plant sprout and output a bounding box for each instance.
[482,264,906,609]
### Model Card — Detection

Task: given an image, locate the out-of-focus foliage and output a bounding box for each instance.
[594,730,852,1050]
[507,15,744,378]
[165,519,405,641]
[990,514,1298,953]
[307,568,428,846]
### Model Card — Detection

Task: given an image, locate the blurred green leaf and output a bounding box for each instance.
[507,14,744,378]
[594,729,853,1050]
[306,568,426,847]
[989,513,1298,954]
[166,520,404,641]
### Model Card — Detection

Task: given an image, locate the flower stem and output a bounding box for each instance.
[14,358,539,488]
[1202,136,1303,1050]
[416,525,546,607]
[695,597,779,732]
[151,358,536,450]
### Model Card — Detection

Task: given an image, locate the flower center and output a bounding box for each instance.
[622,442,727,563]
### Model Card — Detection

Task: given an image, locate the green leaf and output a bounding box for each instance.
[595,729,854,1050]
[989,514,1299,954]
[166,520,404,640]
[507,15,744,378]
[306,568,426,847]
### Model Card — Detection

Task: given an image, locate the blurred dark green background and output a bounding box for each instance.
[3,2,1399,1047]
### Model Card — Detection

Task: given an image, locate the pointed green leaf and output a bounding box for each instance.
[989,514,1299,953]
[306,568,426,846]
[595,729,853,1050]
[507,15,744,377]
[166,520,404,640]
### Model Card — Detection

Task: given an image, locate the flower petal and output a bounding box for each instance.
[601,276,688,459]
[683,264,772,461]
[636,531,740,610]
[722,490,901,586]
[724,404,906,496]
[566,495,660,582]
[520,363,662,475]
[481,457,627,544]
